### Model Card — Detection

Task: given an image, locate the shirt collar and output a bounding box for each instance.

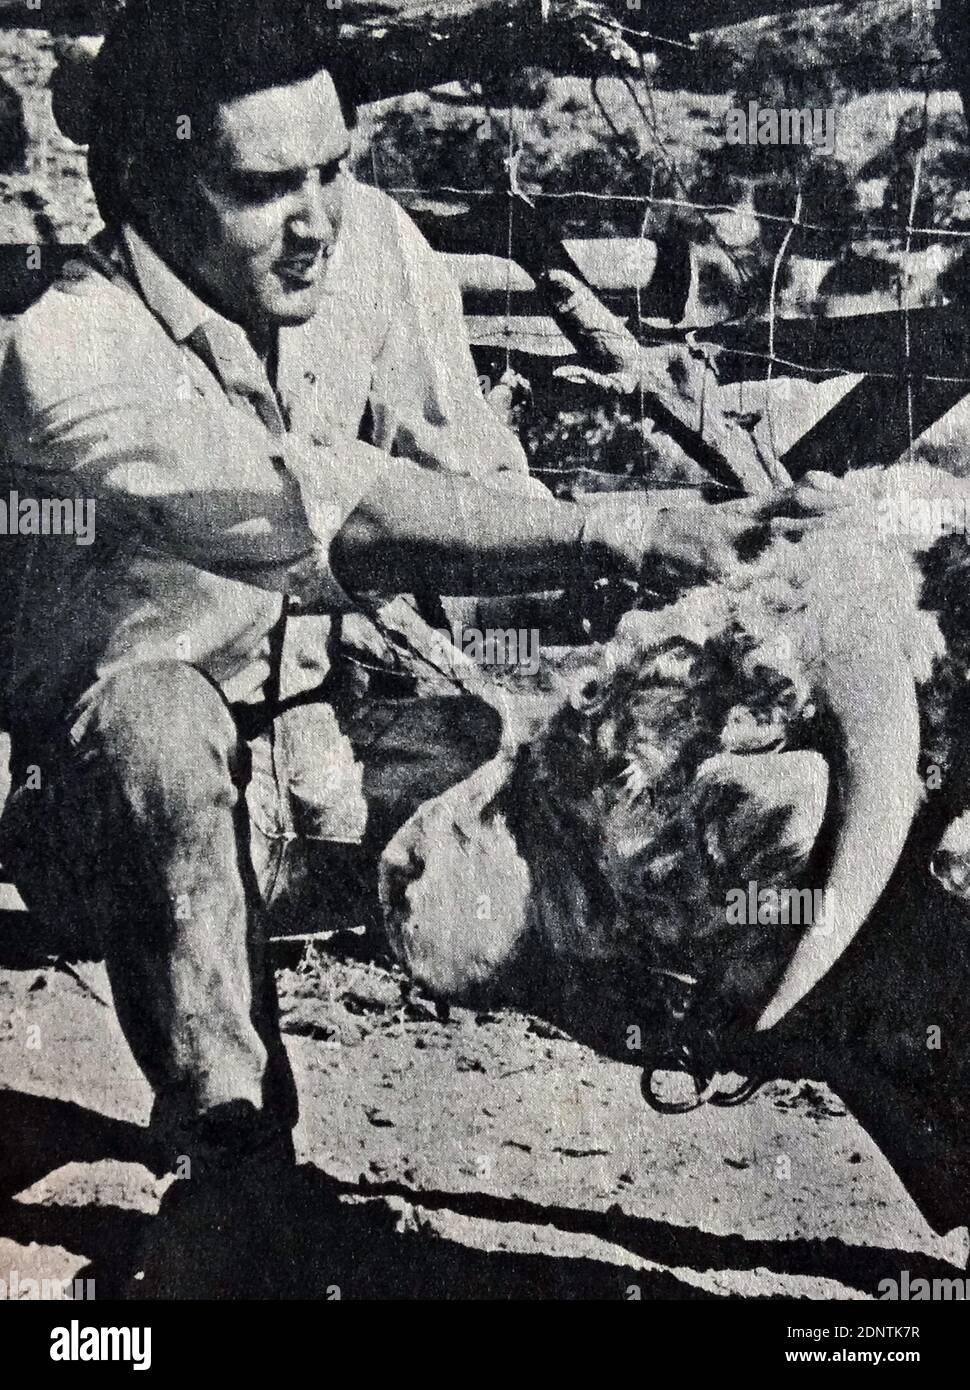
[121,223,228,346]
[119,175,368,341]
[120,223,280,412]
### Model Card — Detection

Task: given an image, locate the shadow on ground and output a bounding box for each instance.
[0,1087,960,1301]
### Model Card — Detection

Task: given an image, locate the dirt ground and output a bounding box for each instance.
[0,28,966,1286]
[3,15,970,1306]
[1,914,967,1300]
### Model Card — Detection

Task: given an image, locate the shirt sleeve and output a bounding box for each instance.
[1,286,385,610]
[367,201,530,482]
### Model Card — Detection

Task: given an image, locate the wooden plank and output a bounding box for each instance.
[5,239,967,382]
[442,238,669,321]
[440,241,659,295]
[466,314,577,355]
[700,306,970,383]
[0,882,26,913]
[0,241,656,321]
[781,373,970,478]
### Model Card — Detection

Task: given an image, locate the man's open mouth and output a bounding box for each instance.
[275,254,324,287]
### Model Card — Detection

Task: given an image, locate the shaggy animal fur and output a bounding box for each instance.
[380,463,969,1052]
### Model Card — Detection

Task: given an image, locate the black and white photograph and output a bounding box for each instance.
[0,0,969,1338]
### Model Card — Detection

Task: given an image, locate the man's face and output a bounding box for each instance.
[174,70,351,336]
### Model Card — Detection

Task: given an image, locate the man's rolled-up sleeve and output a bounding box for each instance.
[1,291,386,610]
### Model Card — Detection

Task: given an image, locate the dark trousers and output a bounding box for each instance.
[0,661,500,1136]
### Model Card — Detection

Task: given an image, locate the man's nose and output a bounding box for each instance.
[289,177,336,245]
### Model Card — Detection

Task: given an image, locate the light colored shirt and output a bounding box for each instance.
[0,177,528,733]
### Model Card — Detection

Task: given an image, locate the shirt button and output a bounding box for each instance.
[304,371,317,385]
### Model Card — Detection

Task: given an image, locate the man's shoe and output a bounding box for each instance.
[146,1097,295,1179]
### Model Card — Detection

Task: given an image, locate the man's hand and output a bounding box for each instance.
[726,474,859,535]
[576,477,857,586]
[577,495,749,585]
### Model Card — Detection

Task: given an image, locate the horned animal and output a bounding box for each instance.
[379,463,970,1080]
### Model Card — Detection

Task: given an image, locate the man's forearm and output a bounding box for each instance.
[331,464,587,596]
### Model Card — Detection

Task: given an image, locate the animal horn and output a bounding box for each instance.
[755,643,922,1031]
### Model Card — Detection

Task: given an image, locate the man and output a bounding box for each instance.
[0,0,754,1180]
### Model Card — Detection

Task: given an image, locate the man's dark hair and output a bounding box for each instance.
[88,0,358,232]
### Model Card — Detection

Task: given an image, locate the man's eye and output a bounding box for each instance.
[226,157,347,201]
[234,174,299,201]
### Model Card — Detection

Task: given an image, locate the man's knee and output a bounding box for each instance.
[72,661,243,805]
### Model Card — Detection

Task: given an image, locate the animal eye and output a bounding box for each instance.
[318,155,348,186]
[569,671,603,712]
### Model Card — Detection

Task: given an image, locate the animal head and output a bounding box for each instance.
[466,599,824,1058]
[381,467,953,1064]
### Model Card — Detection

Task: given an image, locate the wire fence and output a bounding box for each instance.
[5,17,967,483]
[365,44,970,485]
